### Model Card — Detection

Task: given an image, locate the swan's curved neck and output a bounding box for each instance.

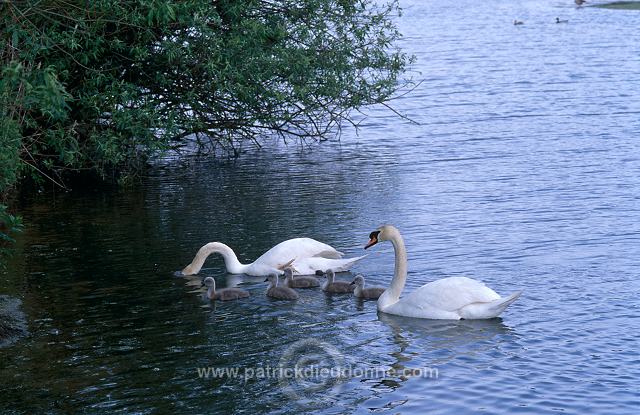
[207,280,216,299]
[182,242,248,275]
[322,272,333,290]
[354,284,364,296]
[378,229,408,309]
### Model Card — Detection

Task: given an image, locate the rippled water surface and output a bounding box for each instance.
[2,1,640,413]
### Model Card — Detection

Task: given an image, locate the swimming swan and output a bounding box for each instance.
[283,268,319,288]
[364,225,522,319]
[322,270,355,294]
[203,277,250,301]
[351,275,385,300]
[181,238,366,277]
[265,274,299,300]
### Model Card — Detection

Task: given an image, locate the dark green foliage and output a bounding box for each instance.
[1,0,409,190]
[0,204,22,269]
[1,0,409,187]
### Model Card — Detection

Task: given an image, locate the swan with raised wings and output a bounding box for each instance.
[181,238,365,277]
[364,225,521,319]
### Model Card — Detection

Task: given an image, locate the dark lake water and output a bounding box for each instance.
[2,0,640,413]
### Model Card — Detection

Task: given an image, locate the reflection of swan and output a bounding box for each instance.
[379,312,512,338]
[181,239,365,277]
[378,312,513,363]
[365,225,521,319]
[224,274,244,288]
[363,301,515,402]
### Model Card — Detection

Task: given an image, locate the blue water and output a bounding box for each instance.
[2,0,640,413]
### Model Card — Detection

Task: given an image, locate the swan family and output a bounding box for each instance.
[184,225,521,320]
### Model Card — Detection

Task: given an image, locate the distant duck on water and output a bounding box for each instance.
[575,0,587,6]
[513,20,524,26]
[556,17,569,23]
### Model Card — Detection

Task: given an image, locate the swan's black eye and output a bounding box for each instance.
[369,231,380,240]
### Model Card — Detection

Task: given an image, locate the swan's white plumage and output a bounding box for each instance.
[402,277,500,312]
[253,238,342,264]
[181,238,364,277]
[369,225,521,320]
[286,255,366,275]
[250,238,364,275]
[381,277,504,319]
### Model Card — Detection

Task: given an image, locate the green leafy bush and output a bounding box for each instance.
[0,204,22,269]
[1,0,410,189]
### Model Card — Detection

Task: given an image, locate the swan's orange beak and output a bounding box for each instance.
[365,230,381,249]
[364,237,377,249]
[365,231,380,249]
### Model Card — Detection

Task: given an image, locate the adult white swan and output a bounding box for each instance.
[180,238,366,277]
[364,225,521,320]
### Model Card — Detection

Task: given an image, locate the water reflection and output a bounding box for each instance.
[379,312,512,374]
[380,313,512,349]
[0,296,28,348]
[3,0,640,413]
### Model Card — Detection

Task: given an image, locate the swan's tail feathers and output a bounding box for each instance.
[459,291,522,320]
[278,258,296,272]
[491,290,522,313]
[328,254,368,272]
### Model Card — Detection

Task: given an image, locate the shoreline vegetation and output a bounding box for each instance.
[0,0,412,258]
[595,1,640,9]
